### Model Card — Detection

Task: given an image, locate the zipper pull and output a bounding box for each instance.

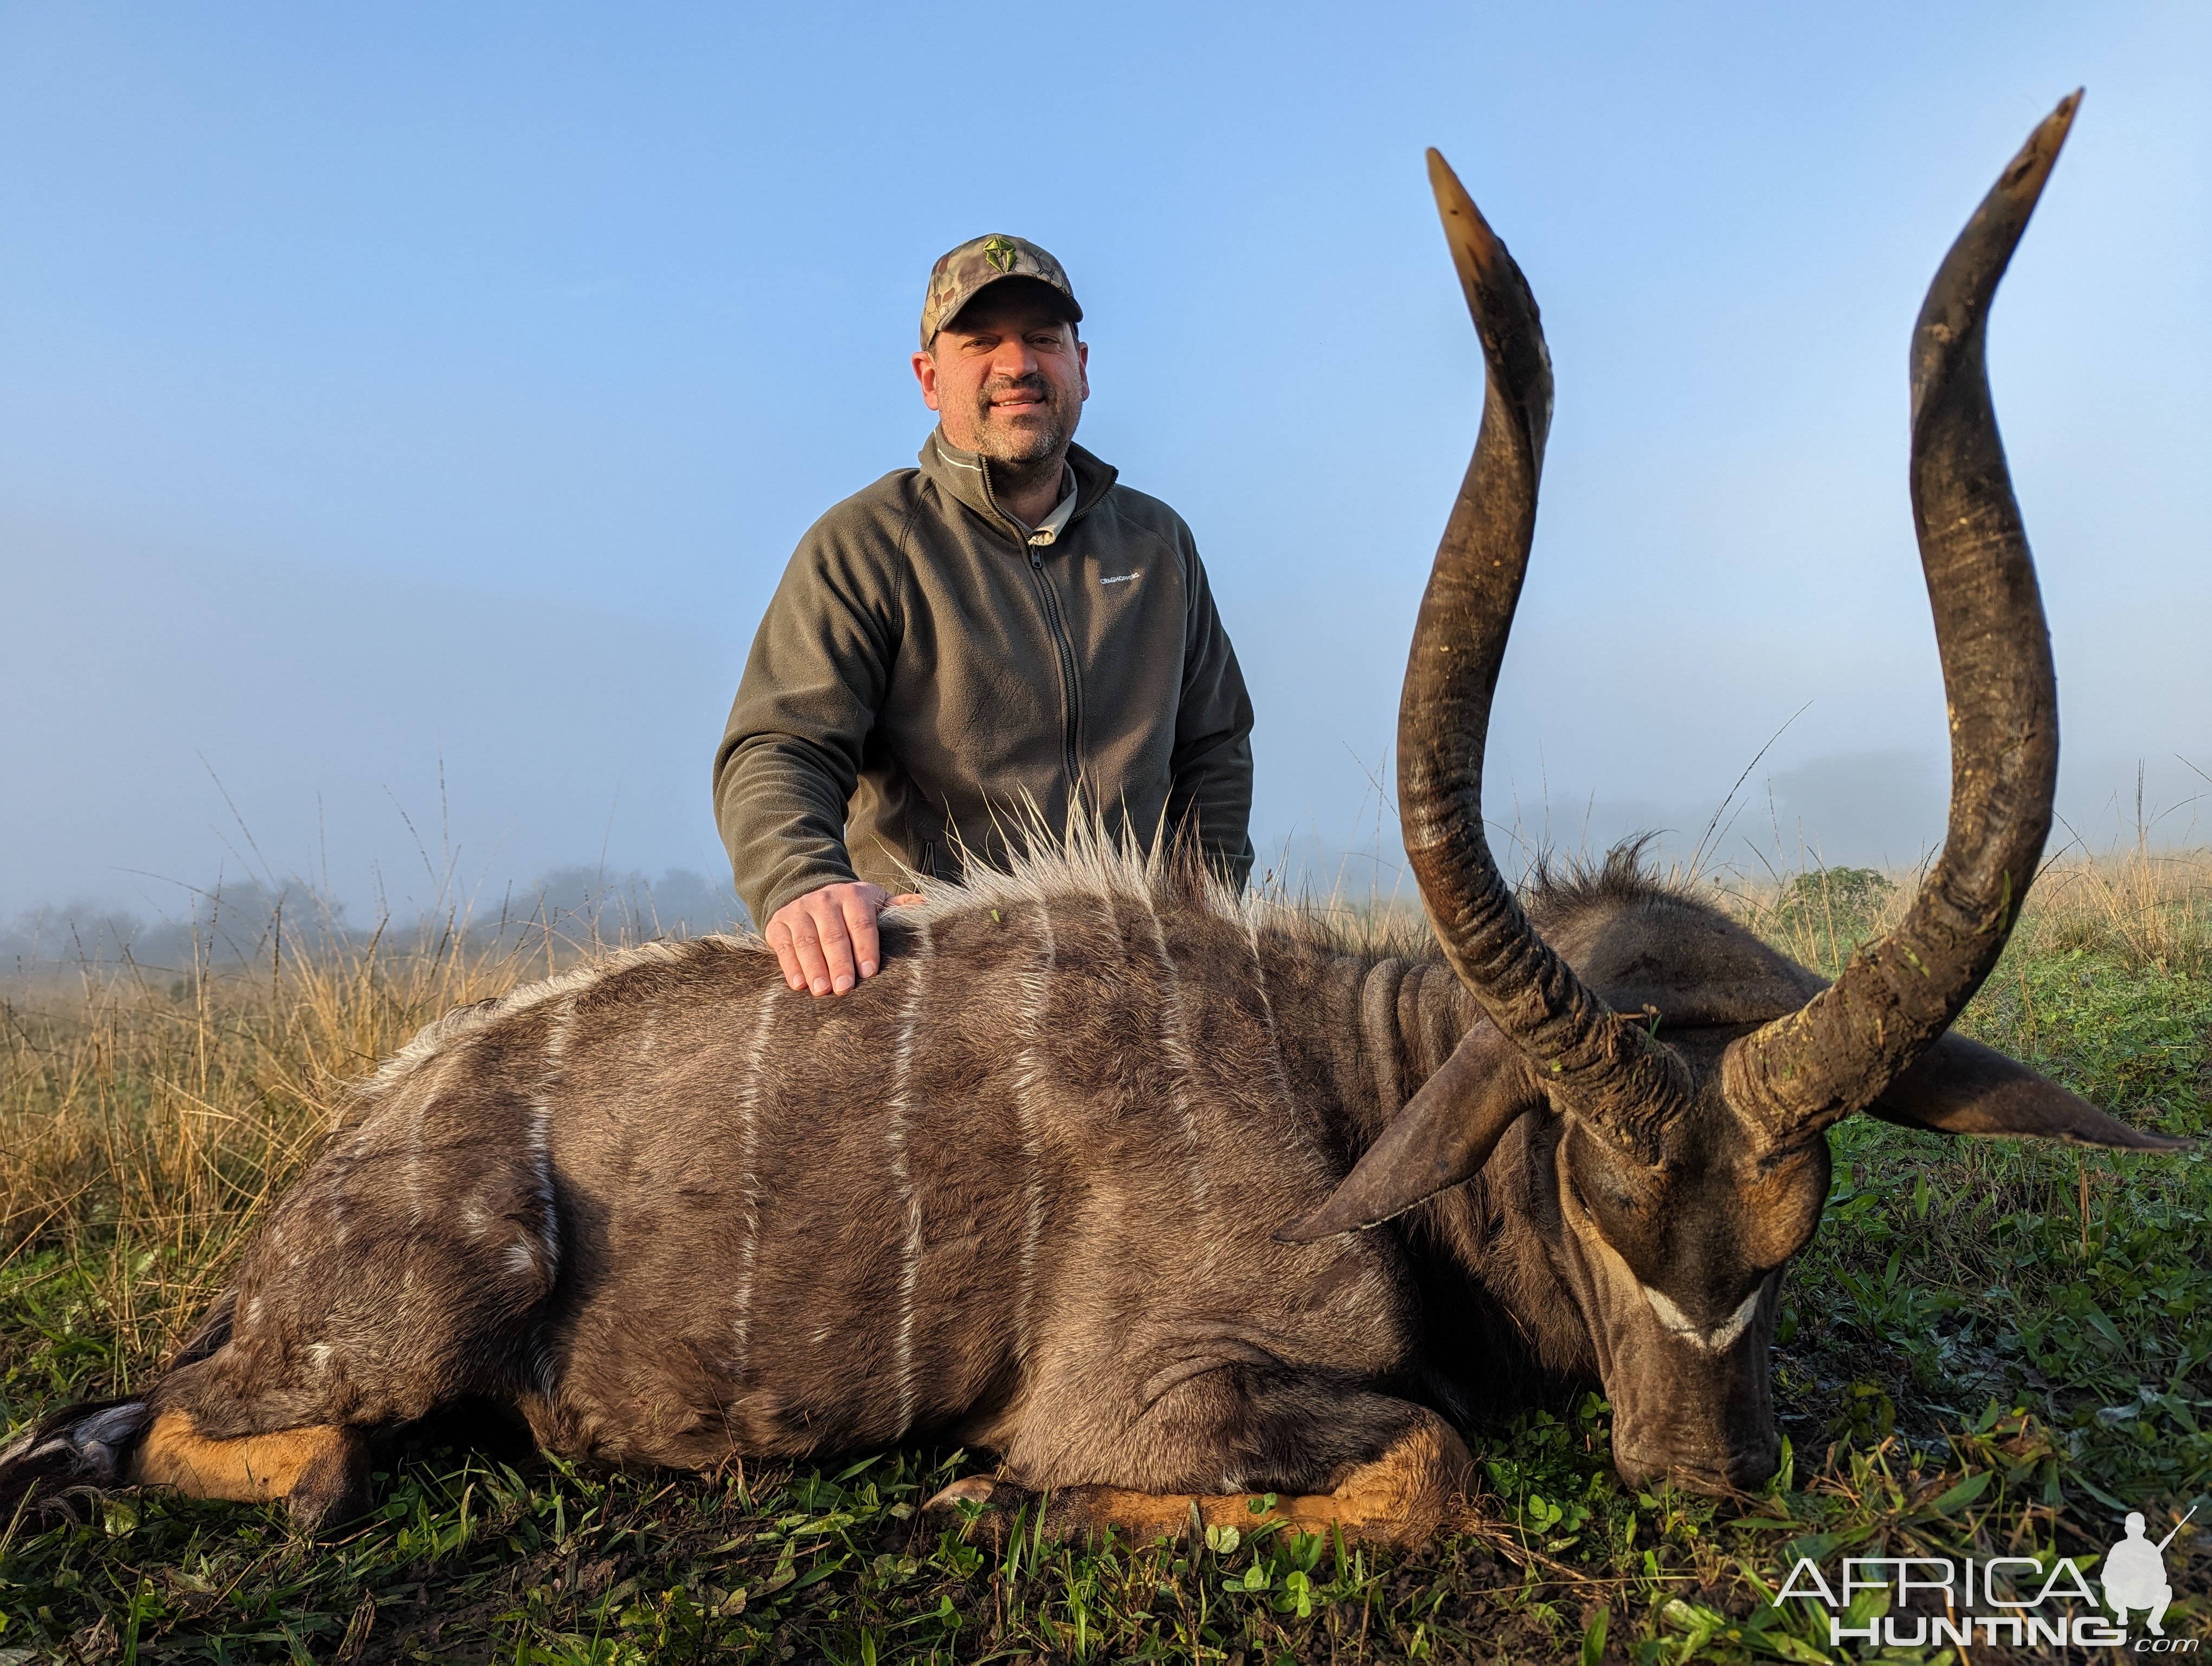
[1030,549,1044,569]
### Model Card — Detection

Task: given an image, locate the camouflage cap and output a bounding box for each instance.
[919,233,1082,347]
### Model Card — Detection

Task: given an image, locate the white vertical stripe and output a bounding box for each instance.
[1244,917,1308,1138]
[1244,914,1289,1091]
[406,1054,431,1228]
[525,997,574,1279]
[1011,904,1057,1359]
[1244,920,1344,1201]
[1145,897,1211,1273]
[888,919,936,1435]
[729,981,777,1358]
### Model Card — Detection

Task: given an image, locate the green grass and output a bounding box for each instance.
[3,859,2207,1662]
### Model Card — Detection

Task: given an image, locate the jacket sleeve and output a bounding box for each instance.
[1166,529,1256,889]
[713,514,904,926]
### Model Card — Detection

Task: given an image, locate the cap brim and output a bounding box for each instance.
[926,274,1082,344]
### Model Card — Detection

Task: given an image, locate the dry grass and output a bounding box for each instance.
[2029,849,2212,979]
[0,908,619,1393]
[1722,847,2212,983]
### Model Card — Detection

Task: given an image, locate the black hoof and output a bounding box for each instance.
[921,1475,1040,1550]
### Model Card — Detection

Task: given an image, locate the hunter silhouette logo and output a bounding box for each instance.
[1774,1506,2200,1653]
[2107,1507,2194,1637]
[980,235,1019,273]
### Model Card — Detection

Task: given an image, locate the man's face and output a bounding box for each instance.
[912,284,1089,466]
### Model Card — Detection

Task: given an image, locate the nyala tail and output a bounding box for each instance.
[0,1399,151,1529]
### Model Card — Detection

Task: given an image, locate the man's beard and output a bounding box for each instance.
[966,372,1079,478]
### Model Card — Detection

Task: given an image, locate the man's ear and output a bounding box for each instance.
[1276,1020,1545,1242]
[1872,1031,2191,1150]
[912,348,943,411]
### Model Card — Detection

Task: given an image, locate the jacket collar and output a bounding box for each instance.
[920,430,1118,543]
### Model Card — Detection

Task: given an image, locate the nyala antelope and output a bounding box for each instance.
[3,94,2181,1545]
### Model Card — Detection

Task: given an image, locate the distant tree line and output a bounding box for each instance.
[0,867,750,976]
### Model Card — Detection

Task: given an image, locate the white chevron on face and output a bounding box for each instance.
[1641,1284,1761,1353]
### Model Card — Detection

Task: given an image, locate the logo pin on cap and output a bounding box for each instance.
[920,234,1082,347]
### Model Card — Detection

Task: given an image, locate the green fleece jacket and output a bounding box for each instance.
[715,433,1255,925]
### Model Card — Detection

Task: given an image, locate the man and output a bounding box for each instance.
[715,234,1255,997]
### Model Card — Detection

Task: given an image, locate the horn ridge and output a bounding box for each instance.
[1400,151,1693,1150]
[1724,94,2078,1139]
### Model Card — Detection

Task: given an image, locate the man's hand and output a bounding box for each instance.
[766,880,925,996]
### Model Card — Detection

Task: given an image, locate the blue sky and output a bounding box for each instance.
[3,1,2206,922]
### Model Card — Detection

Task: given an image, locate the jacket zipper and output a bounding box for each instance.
[1027,547,1084,790]
[973,454,1085,794]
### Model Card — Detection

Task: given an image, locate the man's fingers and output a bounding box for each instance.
[888,892,927,907]
[843,893,883,981]
[810,894,860,995]
[789,911,834,996]
[768,882,903,998]
[792,934,832,996]
[766,918,805,991]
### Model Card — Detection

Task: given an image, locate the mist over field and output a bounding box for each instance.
[2,2,2204,943]
[3,506,2204,962]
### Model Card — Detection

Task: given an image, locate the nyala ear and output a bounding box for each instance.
[1872,1031,2191,1150]
[1276,1020,1546,1242]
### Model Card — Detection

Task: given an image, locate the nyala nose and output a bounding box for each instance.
[1613,1437,1777,1496]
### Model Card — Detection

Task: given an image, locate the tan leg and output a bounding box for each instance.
[127,1409,370,1532]
[928,1408,1474,1549]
